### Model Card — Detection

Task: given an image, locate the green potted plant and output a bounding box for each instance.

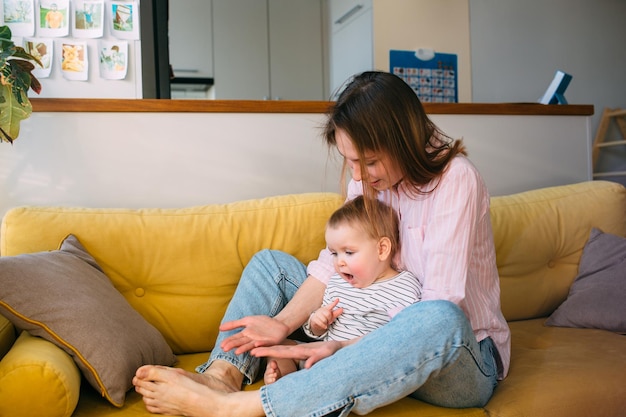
[0,25,41,144]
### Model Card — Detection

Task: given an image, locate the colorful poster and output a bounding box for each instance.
[390,49,458,103]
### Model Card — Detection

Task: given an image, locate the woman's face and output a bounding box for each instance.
[335,128,403,191]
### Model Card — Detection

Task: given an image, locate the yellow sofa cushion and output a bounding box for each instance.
[490,180,626,321]
[0,192,344,355]
[0,331,81,417]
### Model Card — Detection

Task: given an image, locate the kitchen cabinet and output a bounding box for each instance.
[212,0,324,100]
[169,0,213,80]
[328,0,373,96]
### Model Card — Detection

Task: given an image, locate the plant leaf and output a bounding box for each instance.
[30,73,42,94]
[0,26,12,41]
[0,83,32,143]
[0,25,41,143]
[0,28,16,65]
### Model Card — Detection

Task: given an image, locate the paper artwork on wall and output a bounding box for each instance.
[5,0,142,89]
[37,0,70,37]
[99,40,126,79]
[72,0,104,38]
[23,37,54,78]
[2,0,36,36]
[61,40,88,80]
[109,1,139,40]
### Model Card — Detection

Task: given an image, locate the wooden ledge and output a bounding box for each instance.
[30,98,594,116]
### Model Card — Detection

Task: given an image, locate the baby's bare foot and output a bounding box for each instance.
[264,360,283,384]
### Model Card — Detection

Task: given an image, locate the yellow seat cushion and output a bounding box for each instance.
[72,352,486,417]
[486,319,626,417]
[0,315,15,359]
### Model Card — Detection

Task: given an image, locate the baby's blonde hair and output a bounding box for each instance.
[327,195,399,261]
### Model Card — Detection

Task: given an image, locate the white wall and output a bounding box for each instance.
[469,0,626,184]
[0,111,591,220]
[432,114,592,194]
[0,112,341,220]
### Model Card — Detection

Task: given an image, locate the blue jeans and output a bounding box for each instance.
[196,249,308,382]
[197,250,499,416]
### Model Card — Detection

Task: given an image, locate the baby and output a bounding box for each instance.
[265,195,422,383]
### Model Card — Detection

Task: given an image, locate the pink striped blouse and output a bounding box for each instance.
[307,155,511,378]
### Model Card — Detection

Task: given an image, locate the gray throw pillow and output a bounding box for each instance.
[0,234,177,407]
[546,228,626,332]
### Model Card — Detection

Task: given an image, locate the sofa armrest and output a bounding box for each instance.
[0,315,15,359]
[0,331,81,417]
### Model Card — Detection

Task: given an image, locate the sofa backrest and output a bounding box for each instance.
[0,193,344,354]
[490,180,626,321]
[2,181,625,352]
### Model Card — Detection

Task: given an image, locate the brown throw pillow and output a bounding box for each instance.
[0,234,177,407]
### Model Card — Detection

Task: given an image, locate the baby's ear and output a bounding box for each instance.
[377,237,392,261]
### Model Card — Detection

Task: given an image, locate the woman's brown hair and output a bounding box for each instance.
[324,71,466,200]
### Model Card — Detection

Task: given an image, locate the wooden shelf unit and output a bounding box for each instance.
[592,108,626,178]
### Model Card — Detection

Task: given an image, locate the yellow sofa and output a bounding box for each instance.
[1,180,625,417]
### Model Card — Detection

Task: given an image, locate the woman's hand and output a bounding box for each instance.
[219,316,290,355]
[251,340,345,369]
[219,276,327,355]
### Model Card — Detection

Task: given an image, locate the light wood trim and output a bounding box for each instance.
[30,98,594,116]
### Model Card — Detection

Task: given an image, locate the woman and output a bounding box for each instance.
[133,71,511,417]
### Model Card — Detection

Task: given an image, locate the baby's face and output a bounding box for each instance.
[325,224,382,288]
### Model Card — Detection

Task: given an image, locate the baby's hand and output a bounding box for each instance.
[309,299,343,336]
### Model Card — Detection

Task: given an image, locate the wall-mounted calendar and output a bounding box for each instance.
[390,49,458,103]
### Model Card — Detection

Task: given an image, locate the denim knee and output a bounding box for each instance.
[392,300,471,340]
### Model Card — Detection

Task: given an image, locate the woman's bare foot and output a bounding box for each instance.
[192,360,244,393]
[160,367,240,394]
[133,365,264,417]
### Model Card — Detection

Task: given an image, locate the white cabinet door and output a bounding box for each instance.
[328,0,373,96]
[213,0,324,100]
[169,0,214,79]
[212,0,271,99]
[329,0,371,29]
[268,0,324,100]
